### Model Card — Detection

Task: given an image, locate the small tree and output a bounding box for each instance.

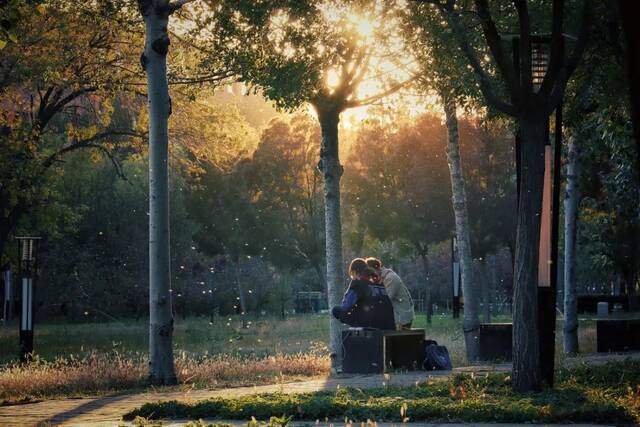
[205,0,413,368]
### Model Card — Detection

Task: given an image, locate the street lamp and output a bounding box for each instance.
[16,236,40,362]
[451,235,461,319]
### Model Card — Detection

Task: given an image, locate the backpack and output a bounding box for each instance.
[422,340,452,371]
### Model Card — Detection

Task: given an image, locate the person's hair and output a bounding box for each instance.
[366,257,382,270]
[349,258,368,279]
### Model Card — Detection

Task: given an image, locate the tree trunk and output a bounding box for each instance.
[280,273,288,320]
[140,0,176,386]
[563,136,580,355]
[512,114,547,392]
[443,95,480,362]
[317,109,344,371]
[234,261,248,328]
[481,260,491,323]
[420,253,432,324]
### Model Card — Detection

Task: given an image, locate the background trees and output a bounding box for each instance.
[1,0,638,390]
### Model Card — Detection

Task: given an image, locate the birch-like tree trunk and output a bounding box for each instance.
[480,260,491,323]
[563,136,580,355]
[420,253,432,324]
[442,95,480,361]
[234,260,248,328]
[139,0,176,386]
[317,110,344,371]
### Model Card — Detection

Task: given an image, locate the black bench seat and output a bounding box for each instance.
[342,328,426,374]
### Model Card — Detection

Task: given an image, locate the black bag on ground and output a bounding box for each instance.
[422,340,452,371]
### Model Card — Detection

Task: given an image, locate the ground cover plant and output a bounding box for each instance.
[125,360,640,424]
[0,314,600,404]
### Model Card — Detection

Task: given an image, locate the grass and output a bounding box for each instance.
[0,314,601,404]
[0,351,328,404]
[124,360,640,424]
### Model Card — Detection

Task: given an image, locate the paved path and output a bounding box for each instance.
[1,352,638,427]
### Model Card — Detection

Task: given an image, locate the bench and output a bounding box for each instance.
[597,318,640,352]
[478,323,512,362]
[342,328,425,374]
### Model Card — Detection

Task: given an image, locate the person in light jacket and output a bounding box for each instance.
[366,257,415,330]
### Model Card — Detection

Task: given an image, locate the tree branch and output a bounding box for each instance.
[538,0,565,96]
[546,0,591,111]
[41,130,145,170]
[435,4,516,115]
[474,0,520,98]
[344,75,416,108]
[168,0,196,14]
[514,0,532,94]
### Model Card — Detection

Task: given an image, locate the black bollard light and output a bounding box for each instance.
[16,236,40,362]
[451,235,461,319]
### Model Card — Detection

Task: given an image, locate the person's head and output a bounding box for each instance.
[366,257,382,273]
[348,258,368,279]
[360,266,378,282]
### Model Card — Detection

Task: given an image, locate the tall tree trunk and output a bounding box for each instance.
[443,95,480,362]
[480,260,491,323]
[140,0,176,386]
[317,109,344,371]
[563,136,580,355]
[420,253,432,324]
[234,260,248,328]
[512,114,547,392]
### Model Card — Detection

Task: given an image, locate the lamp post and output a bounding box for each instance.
[16,236,40,362]
[451,235,461,319]
[508,34,564,387]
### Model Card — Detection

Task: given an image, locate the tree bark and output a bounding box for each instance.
[442,95,480,362]
[234,260,248,328]
[317,109,344,371]
[140,0,176,386]
[420,253,432,324]
[512,114,547,392]
[563,136,580,355]
[481,260,491,323]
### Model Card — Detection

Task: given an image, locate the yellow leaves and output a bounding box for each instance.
[89,149,102,163]
[66,125,98,142]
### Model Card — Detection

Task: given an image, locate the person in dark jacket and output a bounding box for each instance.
[331,258,395,330]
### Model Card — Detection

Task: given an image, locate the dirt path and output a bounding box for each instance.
[1,352,638,426]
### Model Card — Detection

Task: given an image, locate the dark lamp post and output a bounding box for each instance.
[16,236,40,362]
[451,235,461,319]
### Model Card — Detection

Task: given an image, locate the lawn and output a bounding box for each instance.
[125,360,640,424]
[0,313,600,403]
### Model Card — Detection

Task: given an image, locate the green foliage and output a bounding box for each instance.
[186,114,324,274]
[343,112,515,260]
[343,114,454,259]
[125,361,640,424]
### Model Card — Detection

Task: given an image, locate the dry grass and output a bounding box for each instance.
[0,314,601,404]
[0,351,329,404]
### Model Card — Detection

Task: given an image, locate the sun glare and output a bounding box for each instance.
[326,69,341,89]
[351,15,374,38]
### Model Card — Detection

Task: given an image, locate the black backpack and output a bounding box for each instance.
[422,340,452,371]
